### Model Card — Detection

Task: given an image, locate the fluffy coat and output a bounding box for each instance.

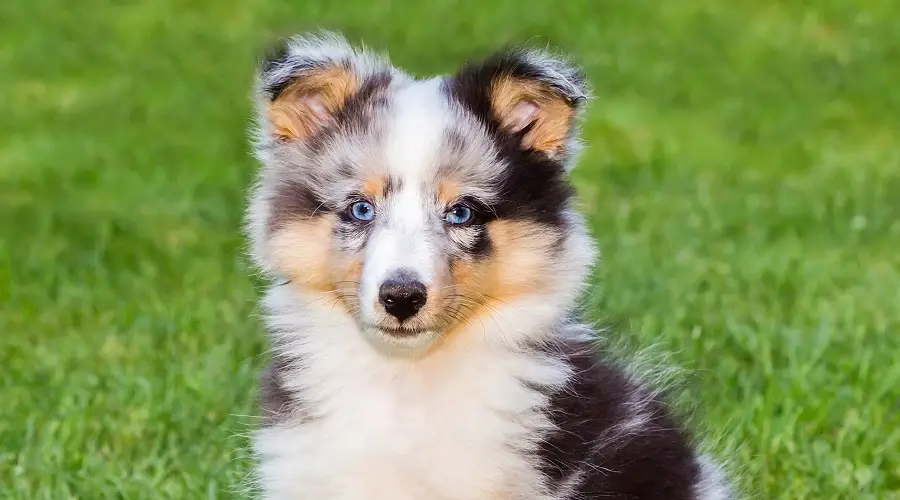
[245,32,732,500]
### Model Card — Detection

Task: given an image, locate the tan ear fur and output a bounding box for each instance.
[268,65,360,140]
[491,76,577,157]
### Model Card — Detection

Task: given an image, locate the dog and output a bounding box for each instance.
[245,31,733,500]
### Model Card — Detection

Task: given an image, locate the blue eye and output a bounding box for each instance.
[445,204,473,225]
[349,201,375,221]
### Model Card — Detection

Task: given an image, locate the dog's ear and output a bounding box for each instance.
[255,32,390,141]
[450,48,589,161]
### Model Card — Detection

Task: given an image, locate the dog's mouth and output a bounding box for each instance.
[370,324,429,337]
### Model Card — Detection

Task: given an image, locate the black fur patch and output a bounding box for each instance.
[535,337,701,499]
[449,225,492,259]
[492,146,573,226]
[267,178,326,234]
[258,358,295,426]
[468,226,492,257]
[335,70,393,129]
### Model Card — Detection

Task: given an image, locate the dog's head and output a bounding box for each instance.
[247,32,595,352]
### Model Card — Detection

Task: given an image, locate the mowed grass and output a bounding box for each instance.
[1,0,898,498]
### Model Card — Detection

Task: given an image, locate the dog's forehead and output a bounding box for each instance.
[372,76,500,197]
[316,75,502,202]
[382,78,447,182]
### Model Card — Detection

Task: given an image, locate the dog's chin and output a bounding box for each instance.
[362,324,440,355]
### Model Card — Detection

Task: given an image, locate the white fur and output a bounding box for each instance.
[255,285,571,500]
[251,155,607,500]
[383,78,448,180]
[694,455,734,500]
[253,213,597,498]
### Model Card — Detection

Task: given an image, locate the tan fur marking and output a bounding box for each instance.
[437,181,461,205]
[485,220,555,295]
[445,220,558,332]
[268,65,359,140]
[269,216,364,314]
[268,217,336,291]
[491,76,576,156]
[332,257,363,313]
[361,177,386,199]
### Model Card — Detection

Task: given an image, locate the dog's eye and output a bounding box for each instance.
[444,204,473,226]
[349,201,376,222]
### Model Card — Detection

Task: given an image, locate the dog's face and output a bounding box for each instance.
[248,33,595,352]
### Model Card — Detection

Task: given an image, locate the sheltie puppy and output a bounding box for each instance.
[245,31,732,500]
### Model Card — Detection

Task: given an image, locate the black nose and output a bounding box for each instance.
[379,277,427,322]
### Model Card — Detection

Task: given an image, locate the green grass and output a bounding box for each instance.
[2,0,898,498]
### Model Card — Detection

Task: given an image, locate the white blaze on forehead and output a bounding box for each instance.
[359,78,450,317]
[384,77,449,181]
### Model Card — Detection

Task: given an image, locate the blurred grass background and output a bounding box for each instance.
[2,0,899,498]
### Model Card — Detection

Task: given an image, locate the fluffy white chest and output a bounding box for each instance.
[254,329,567,500]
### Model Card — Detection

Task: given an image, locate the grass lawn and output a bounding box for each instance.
[2,0,899,498]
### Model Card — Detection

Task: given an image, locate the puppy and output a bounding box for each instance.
[245,31,732,500]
